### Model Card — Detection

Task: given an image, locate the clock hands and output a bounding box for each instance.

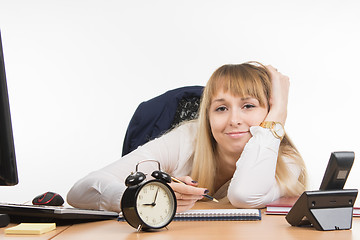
[142,203,156,206]
[153,187,159,202]
[142,187,159,207]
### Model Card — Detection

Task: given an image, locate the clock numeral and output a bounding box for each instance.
[138,195,143,200]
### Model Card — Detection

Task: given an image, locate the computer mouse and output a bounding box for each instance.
[32,192,64,206]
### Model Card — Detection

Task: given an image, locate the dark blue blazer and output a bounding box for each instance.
[122,86,204,156]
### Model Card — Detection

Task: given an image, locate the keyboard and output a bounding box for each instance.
[0,202,119,224]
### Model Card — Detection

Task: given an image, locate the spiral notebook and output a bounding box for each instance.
[173,209,261,221]
[118,209,261,222]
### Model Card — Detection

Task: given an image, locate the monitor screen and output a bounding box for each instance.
[0,31,18,186]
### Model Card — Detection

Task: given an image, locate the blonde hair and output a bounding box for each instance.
[191,62,307,196]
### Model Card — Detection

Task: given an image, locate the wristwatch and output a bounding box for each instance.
[260,121,285,140]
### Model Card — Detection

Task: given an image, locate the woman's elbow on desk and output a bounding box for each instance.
[67,173,125,212]
[227,186,280,209]
[227,192,264,209]
[67,175,103,209]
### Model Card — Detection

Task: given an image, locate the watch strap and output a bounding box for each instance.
[260,121,275,129]
[260,121,285,140]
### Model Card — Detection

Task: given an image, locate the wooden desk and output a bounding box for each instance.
[52,212,360,240]
[1,202,360,240]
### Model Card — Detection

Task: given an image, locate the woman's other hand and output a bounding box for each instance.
[265,65,290,125]
[168,176,207,212]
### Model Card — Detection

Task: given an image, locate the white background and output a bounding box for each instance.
[0,0,359,205]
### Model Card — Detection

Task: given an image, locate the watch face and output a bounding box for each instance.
[136,180,176,229]
[274,123,285,138]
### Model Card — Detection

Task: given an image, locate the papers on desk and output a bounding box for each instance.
[118,209,261,222]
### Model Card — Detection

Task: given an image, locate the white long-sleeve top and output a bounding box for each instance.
[67,121,301,212]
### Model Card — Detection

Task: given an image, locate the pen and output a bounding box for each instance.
[171,176,219,203]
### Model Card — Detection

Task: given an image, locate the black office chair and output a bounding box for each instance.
[122,86,204,156]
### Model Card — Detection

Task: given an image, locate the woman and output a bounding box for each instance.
[67,62,307,213]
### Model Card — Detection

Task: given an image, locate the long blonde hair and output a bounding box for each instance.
[191,62,307,196]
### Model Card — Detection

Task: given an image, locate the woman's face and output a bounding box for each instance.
[208,90,268,158]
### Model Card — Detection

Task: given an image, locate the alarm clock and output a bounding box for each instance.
[121,160,177,231]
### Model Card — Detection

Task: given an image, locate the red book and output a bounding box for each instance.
[265,196,360,217]
[265,197,298,215]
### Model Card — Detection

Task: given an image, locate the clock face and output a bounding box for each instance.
[136,180,176,229]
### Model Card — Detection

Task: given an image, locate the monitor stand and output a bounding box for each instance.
[0,213,10,227]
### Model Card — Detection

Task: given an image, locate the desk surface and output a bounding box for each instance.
[1,201,360,240]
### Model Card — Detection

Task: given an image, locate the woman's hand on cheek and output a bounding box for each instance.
[265,65,290,125]
[168,176,206,213]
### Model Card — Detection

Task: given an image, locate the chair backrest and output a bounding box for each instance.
[122,86,204,156]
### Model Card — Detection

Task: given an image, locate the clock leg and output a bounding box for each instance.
[137,224,143,232]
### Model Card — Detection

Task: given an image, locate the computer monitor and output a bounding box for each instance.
[0,30,18,186]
